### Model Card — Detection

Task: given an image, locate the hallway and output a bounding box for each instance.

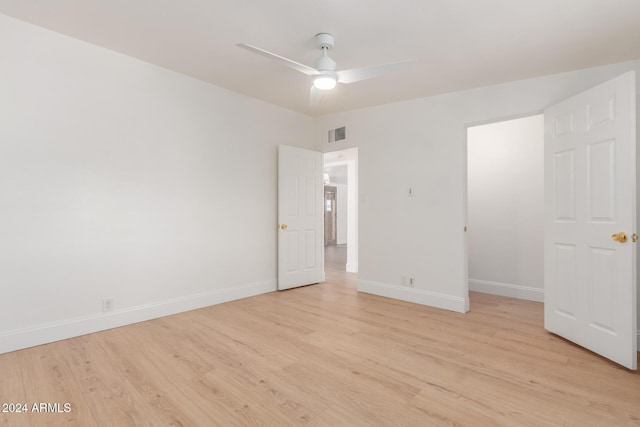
[324,244,347,271]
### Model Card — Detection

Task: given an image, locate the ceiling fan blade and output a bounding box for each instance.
[237,43,317,76]
[337,59,417,84]
[309,86,323,107]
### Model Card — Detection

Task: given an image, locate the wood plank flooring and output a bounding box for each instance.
[1,268,639,426]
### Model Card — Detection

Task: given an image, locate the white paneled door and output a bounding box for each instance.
[544,72,637,369]
[278,145,323,290]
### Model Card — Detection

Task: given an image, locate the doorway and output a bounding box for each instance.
[323,147,358,273]
[324,186,338,246]
[466,114,544,303]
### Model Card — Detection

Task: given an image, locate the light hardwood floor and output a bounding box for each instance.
[1,268,639,426]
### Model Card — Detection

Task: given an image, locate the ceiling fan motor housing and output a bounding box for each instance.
[314,33,337,73]
[315,33,335,50]
[315,54,336,72]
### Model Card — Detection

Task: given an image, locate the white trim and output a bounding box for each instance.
[0,280,275,355]
[469,279,544,302]
[346,261,358,273]
[358,280,467,313]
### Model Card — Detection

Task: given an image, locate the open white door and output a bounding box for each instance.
[544,71,637,369]
[278,145,323,290]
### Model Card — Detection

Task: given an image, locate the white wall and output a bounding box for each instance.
[467,115,544,302]
[0,15,314,353]
[315,59,640,318]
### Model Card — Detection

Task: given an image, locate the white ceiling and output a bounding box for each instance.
[2,1,640,117]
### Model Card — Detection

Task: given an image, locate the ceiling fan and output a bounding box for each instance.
[237,33,416,106]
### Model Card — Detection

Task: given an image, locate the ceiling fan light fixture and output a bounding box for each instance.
[313,75,337,91]
[237,32,416,105]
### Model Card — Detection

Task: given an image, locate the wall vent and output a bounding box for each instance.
[328,126,346,143]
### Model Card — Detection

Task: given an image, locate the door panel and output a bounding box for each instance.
[587,247,616,331]
[286,230,299,272]
[305,230,317,268]
[553,150,576,220]
[278,145,323,290]
[553,243,577,319]
[544,71,637,369]
[587,139,615,221]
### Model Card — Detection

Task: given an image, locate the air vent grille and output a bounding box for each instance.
[328,126,346,143]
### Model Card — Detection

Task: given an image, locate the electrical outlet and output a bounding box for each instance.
[401,276,415,287]
[102,298,114,313]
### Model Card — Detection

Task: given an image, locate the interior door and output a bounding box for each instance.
[278,145,323,290]
[544,71,637,369]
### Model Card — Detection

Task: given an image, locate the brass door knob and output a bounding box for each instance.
[280,224,288,230]
[611,232,628,243]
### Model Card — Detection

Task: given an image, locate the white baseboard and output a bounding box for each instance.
[346,261,358,273]
[0,279,276,355]
[358,280,467,313]
[469,279,544,302]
